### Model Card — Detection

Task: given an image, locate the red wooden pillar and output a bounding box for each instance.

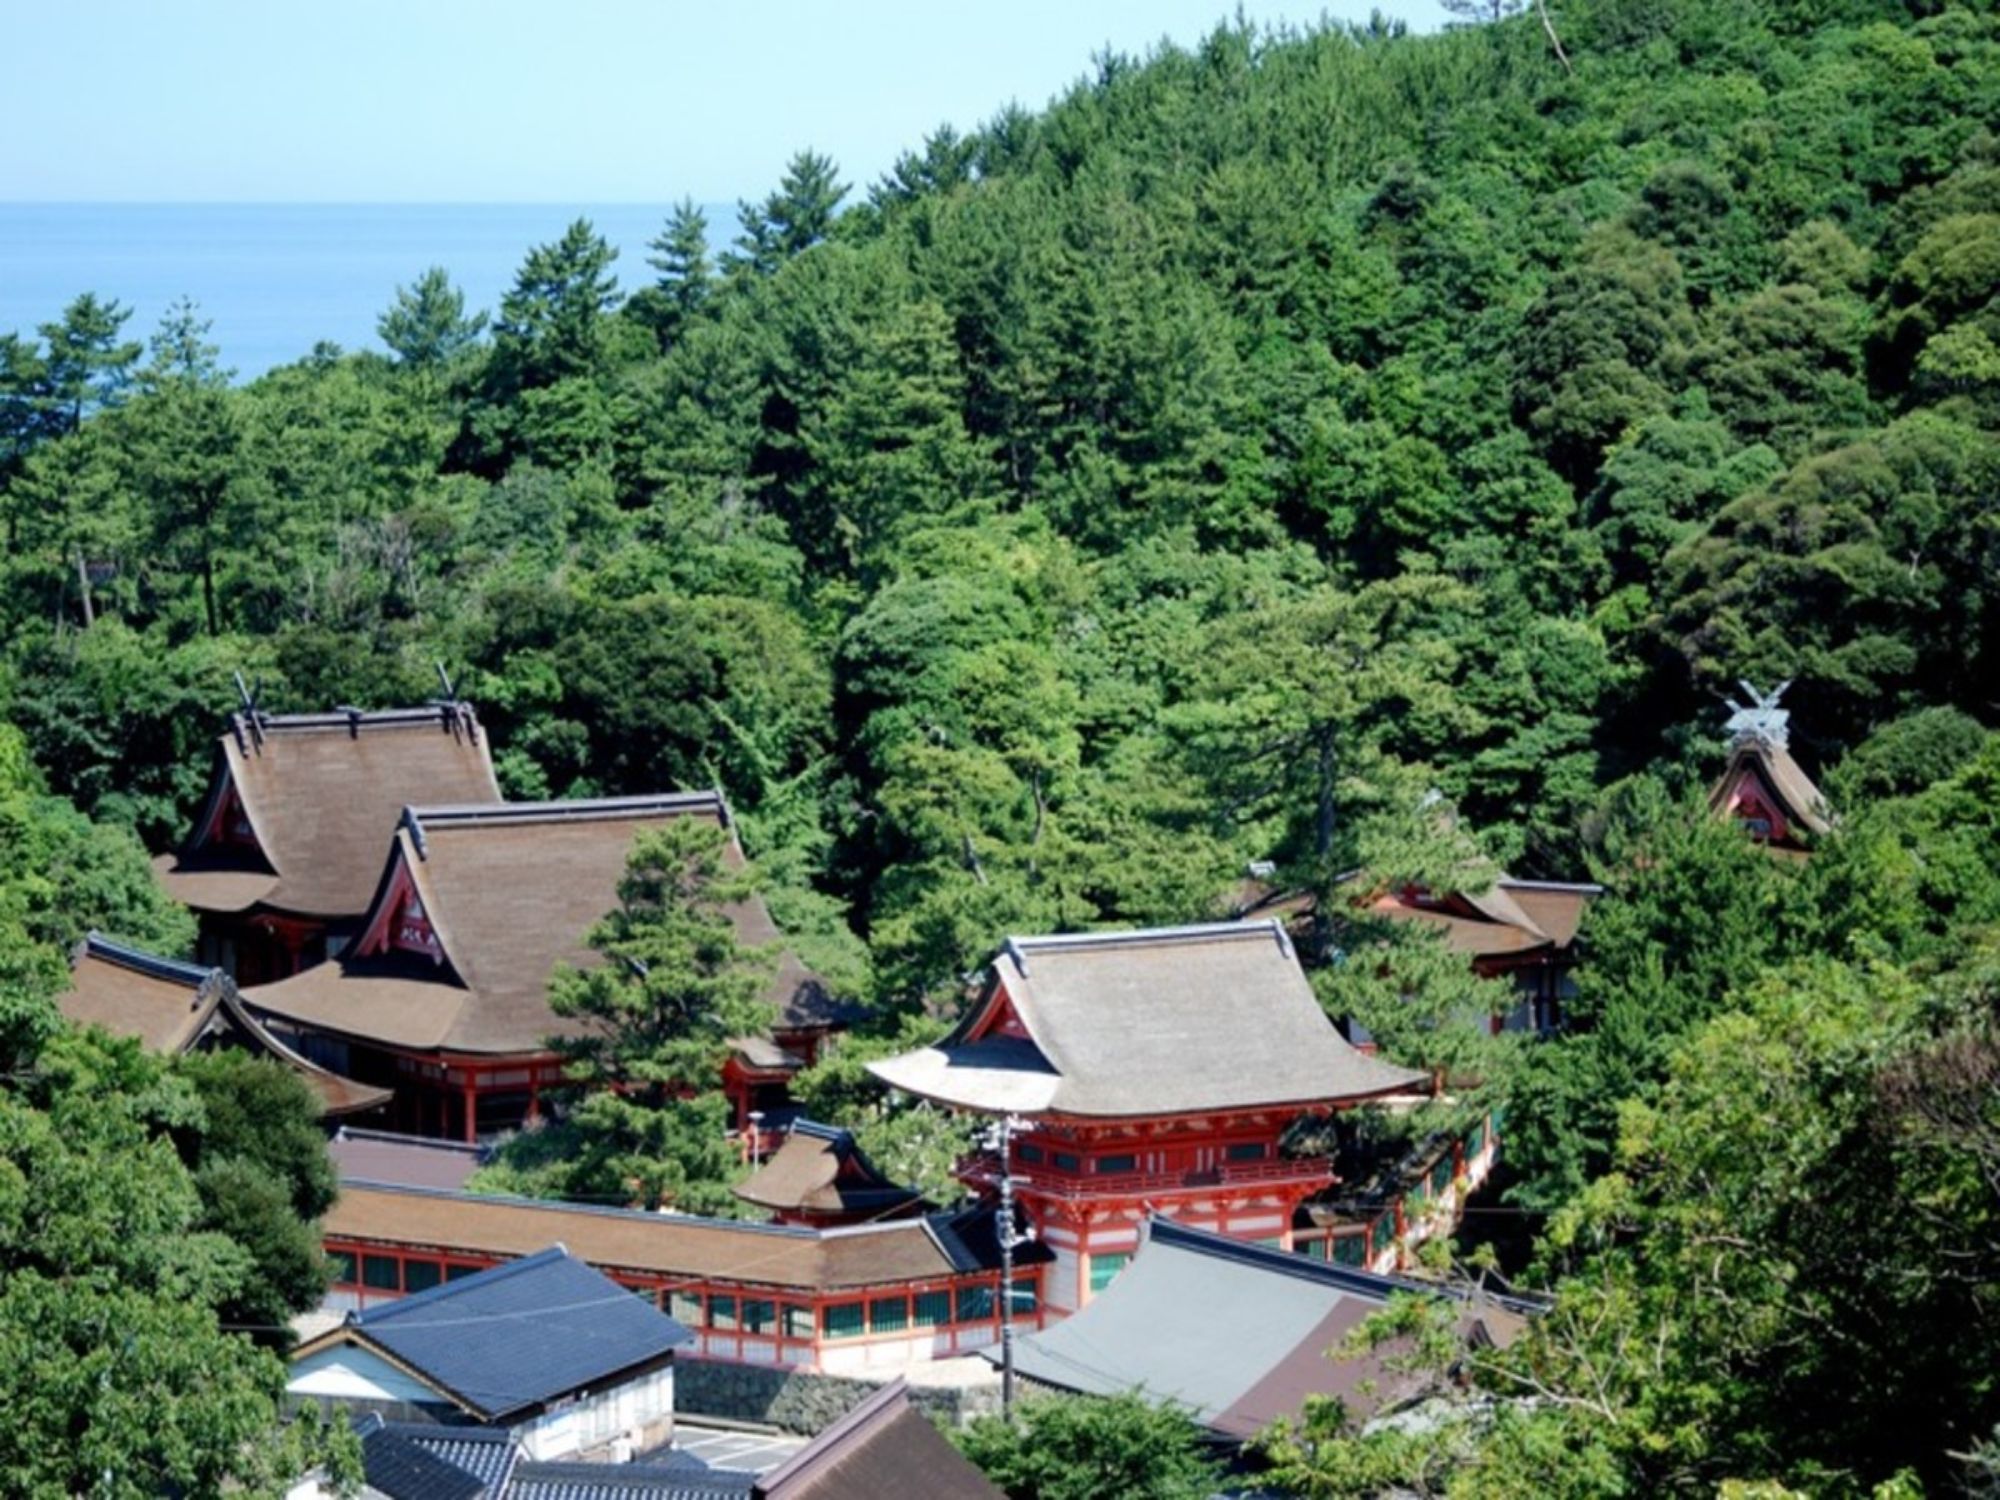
[461,1075,478,1144]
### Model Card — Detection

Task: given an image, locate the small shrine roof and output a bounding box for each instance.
[733,1120,925,1220]
[868,920,1428,1119]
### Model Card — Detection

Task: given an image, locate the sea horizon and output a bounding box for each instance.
[0,201,744,380]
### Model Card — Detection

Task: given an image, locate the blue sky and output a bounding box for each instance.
[6,0,1451,203]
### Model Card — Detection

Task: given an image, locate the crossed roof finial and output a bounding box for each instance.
[1724,678,1792,750]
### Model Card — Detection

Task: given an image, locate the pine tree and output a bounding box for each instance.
[376,266,486,369]
[630,198,712,351]
[731,150,848,275]
[541,818,775,1213]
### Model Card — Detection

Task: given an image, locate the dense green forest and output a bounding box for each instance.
[3,0,1999,1489]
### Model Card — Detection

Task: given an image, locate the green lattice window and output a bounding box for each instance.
[821,1301,865,1340]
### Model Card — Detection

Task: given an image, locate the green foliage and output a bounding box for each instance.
[955,1391,1224,1500]
[0,1024,354,1495]
[478,818,773,1214]
[1,3,1999,1489]
[378,266,486,369]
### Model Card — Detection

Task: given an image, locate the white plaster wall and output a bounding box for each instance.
[517,1366,674,1460]
[288,1345,439,1406]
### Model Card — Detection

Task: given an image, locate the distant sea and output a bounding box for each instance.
[0,203,741,380]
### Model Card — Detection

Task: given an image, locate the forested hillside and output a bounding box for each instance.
[3,0,2000,1489]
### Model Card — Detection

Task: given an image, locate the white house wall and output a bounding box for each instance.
[287,1345,441,1407]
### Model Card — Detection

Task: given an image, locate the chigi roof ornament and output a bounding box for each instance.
[1724,679,1793,751]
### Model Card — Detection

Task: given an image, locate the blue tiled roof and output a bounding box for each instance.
[356,1417,489,1500]
[346,1246,692,1422]
[505,1461,754,1500]
[378,1421,522,1494]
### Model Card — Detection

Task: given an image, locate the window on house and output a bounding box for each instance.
[1017,1143,1044,1165]
[1089,1253,1131,1293]
[1226,1141,1268,1161]
[1332,1235,1367,1267]
[1051,1152,1080,1173]
[821,1302,865,1340]
[955,1285,995,1322]
[1095,1154,1136,1175]
[913,1291,951,1328]
[782,1304,814,1340]
[740,1299,776,1336]
[869,1296,909,1334]
[670,1291,704,1326]
[361,1255,400,1291]
[445,1262,483,1281]
[326,1250,356,1285]
[1010,1276,1039,1314]
[402,1259,442,1294]
[709,1294,739,1331]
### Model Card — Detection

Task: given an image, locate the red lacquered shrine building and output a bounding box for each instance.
[155,704,502,984]
[1707,680,1833,857]
[242,792,841,1142]
[869,921,1428,1317]
[1238,873,1600,1037]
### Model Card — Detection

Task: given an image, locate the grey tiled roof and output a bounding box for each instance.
[327,1247,692,1422]
[1001,1217,1540,1438]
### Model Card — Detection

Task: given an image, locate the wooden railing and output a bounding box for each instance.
[956,1151,1336,1202]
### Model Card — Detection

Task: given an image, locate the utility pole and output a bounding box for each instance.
[991,1112,1033,1424]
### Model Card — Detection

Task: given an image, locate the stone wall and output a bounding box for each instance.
[674,1357,1004,1434]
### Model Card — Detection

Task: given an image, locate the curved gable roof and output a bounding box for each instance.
[160,706,501,920]
[870,921,1428,1118]
[246,793,834,1057]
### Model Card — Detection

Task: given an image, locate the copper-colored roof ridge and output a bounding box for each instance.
[232,704,481,737]
[404,789,732,833]
[1005,917,1292,960]
[1495,876,1605,894]
[73,930,211,988]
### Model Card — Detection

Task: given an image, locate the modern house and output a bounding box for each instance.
[289,1246,693,1461]
[325,1378,1001,1500]
[1004,1216,1540,1439]
[58,931,388,1118]
[868,921,1431,1315]
[155,703,502,983]
[241,792,842,1141]
[1707,680,1832,856]
[733,1120,927,1228]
